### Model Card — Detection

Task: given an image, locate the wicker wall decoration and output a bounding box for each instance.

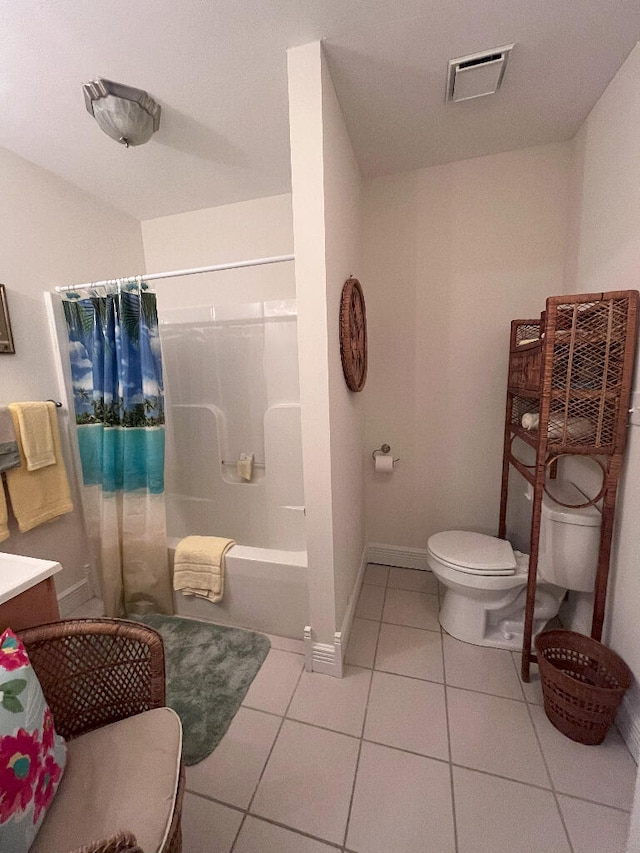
[339,277,368,392]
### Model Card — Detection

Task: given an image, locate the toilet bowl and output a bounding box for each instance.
[427,484,601,651]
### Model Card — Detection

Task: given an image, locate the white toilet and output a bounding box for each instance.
[427,483,602,650]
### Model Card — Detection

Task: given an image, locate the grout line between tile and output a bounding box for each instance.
[240,702,288,718]
[442,644,459,852]
[449,760,554,793]
[340,710,366,850]
[238,812,344,851]
[510,648,537,704]
[226,804,246,853]
[187,582,632,852]
[441,680,526,703]
[281,715,363,741]
[232,657,306,851]
[380,618,441,634]
[553,791,633,815]
[185,789,246,812]
[186,746,630,837]
[340,587,384,851]
[522,684,576,853]
[367,615,382,670]
[191,786,348,852]
[352,615,383,624]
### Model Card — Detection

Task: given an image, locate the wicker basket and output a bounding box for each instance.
[535,630,632,745]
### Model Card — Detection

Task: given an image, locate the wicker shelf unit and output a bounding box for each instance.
[498,290,639,682]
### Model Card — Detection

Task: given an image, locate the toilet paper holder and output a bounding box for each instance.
[372,444,400,463]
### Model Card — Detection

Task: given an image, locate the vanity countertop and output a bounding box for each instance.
[0,552,62,606]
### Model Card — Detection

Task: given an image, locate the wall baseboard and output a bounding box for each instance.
[616,685,640,762]
[304,627,343,677]
[57,578,92,618]
[368,543,428,570]
[304,545,368,678]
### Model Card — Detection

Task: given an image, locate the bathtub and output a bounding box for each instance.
[168,538,308,639]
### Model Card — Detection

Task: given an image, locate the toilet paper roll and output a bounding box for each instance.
[375,453,394,472]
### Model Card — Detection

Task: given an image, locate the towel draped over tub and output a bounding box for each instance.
[173,535,236,602]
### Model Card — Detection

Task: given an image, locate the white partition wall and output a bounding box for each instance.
[288,41,366,674]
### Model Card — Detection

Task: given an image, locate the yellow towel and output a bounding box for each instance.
[0,479,9,542]
[5,404,73,533]
[9,402,55,470]
[173,535,236,603]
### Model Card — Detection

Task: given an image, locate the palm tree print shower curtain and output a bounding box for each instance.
[63,283,173,616]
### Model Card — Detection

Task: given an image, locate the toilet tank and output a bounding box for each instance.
[537,482,602,591]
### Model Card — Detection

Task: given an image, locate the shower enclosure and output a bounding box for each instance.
[159,298,308,637]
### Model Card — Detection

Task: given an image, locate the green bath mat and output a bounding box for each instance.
[137,613,270,765]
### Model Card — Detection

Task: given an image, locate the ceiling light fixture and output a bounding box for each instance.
[446,44,514,103]
[83,78,161,147]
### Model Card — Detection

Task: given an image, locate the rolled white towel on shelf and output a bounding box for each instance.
[521,412,539,431]
[521,412,594,440]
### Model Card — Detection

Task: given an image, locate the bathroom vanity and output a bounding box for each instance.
[0,552,62,631]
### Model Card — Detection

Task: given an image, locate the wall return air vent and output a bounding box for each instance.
[446,44,514,102]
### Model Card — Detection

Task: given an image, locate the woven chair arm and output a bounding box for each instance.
[67,829,143,853]
[19,618,166,741]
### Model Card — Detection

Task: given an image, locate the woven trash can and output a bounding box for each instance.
[535,629,632,745]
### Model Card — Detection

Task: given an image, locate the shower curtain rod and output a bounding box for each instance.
[54,254,295,294]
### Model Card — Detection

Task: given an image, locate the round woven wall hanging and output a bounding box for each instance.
[339,277,368,392]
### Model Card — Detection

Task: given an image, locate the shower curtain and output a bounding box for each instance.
[62,281,173,616]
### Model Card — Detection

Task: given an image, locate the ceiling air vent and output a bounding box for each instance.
[446,44,514,103]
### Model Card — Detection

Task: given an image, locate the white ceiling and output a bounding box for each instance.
[2,1,639,221]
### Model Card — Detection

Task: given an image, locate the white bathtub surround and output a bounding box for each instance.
[169,540,308,639]
[160,298,307,640]
[304,545,368,677]
[161,301,304,553]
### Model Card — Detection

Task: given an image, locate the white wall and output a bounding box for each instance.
[0,145,144,594]
[321,54,365,630]
[561,44,640,767]
[361,143,572,549]
[288,41,365,649]
[141,194,294,311]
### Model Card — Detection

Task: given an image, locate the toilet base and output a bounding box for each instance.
[438,585,563,651]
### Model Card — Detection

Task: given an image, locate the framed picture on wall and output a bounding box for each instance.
[0,285,15,353]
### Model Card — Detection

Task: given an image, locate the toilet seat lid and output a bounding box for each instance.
[428,531,516,573]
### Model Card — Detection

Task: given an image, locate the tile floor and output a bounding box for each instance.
[71,566,638,852]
